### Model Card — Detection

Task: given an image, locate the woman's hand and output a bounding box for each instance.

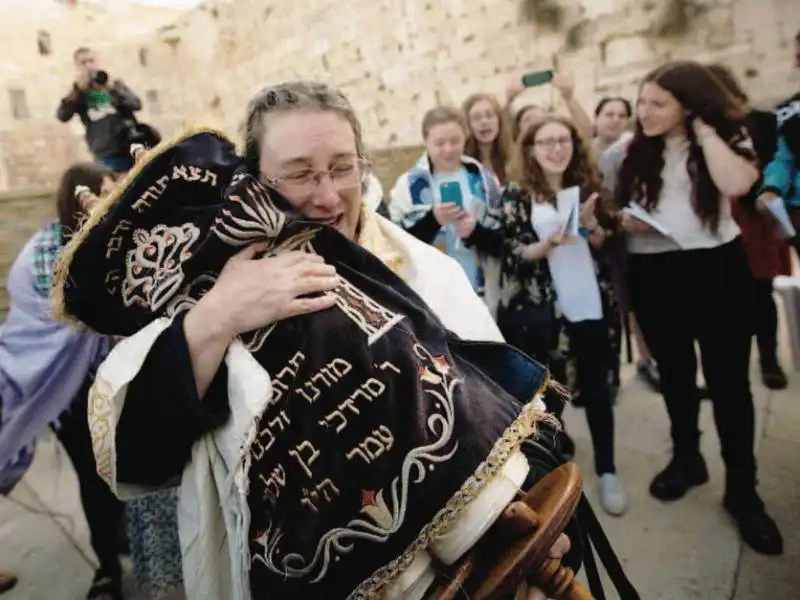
[522,533,572,599]
[551,72,575,101]
[619,212,653,234]
[692,116,715,141]
[194,244,339,341]
[587,226,607,249]
[756,191,779,216]
[579,192,599,229]
[515,230,564,262]
[547,229,567,247]
[433,202,464,226]
[455,211,477,238]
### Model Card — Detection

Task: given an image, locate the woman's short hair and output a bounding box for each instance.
[242,81,366,171]
[420,105,467,139]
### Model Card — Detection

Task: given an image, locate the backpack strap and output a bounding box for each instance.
[577,494,641,600]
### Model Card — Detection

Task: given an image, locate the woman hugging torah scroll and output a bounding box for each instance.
[53,81,636,600]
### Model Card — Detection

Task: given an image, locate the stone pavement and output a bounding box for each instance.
[0,332,797,599]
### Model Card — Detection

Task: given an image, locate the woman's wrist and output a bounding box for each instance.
[694,123,716,143]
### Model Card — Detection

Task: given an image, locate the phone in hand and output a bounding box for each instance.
[521,69,554,88]
[439,181,464,209]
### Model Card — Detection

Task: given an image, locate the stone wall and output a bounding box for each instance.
[1,0,798,193]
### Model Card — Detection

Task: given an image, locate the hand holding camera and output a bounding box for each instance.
[75,65,110,90]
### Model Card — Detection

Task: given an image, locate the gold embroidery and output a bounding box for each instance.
[52,125,233,326]
[251,342,557,594]
[357,207,408,281]
[87,376,116,488]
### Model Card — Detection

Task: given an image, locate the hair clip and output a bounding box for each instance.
[74,185,91,200]
[129,143,146,158]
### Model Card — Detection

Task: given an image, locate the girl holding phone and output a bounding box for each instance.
[390,105,503,315]
[616,61,782,555]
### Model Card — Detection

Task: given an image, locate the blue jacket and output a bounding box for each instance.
[389,154,503,304]
[761,93,800,209]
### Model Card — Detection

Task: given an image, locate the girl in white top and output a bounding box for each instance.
[615,60,782,556]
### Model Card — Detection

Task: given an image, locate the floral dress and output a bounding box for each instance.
[495,184,622,392]
[126,488,185,599]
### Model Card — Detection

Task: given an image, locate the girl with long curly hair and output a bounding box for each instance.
[462,114,627,516]
[616,60,783,555]
[462,92,512,184]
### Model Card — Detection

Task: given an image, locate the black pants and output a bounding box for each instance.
[628,239,758,498]
[752,278,780,366]
[52,378,125,575]
[500,309,616,475]
[560,319,616,476]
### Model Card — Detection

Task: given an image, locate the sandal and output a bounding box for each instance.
[87,569,123,600]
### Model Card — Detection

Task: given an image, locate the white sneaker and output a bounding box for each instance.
[597,473,628,516]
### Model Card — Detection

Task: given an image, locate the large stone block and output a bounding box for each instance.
[603,35,657,71]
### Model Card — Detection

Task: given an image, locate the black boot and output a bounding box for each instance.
[760,357,788,391]
[723,492,784,555]
[649,452,709,501]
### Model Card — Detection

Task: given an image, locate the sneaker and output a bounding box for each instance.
[761,361,788,390]
[597,473,627,516]
[649,454,709,501]
[723,496,784,555]
[636,360,660,392]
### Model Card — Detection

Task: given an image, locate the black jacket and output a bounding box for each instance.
[56,79,142,159]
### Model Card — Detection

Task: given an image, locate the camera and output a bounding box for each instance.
[90,69,109,86]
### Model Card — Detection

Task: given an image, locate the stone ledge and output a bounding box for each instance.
[0,188,55,203]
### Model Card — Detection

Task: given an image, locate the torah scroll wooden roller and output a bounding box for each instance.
[430,462,593,600]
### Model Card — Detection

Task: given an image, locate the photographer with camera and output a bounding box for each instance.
[57,46,149,174]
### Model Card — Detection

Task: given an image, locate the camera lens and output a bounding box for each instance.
[92,70,109,86]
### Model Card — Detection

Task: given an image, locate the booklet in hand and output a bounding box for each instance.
[765,197,797,240]
[621,203,684,248]
[556,186,581,237]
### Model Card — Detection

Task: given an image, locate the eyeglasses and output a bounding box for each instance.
[533,136,573,150]
[263,158,369,200]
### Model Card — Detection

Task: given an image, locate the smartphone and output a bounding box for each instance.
[439,181,464,209]
[521,69,554,88]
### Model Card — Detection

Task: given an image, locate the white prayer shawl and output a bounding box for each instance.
[88,215,539,600]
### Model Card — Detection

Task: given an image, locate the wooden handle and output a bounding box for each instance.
[429,463,593,600]
[532,558,593,600]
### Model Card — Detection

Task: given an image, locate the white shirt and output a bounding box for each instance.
[627,136,740,255]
